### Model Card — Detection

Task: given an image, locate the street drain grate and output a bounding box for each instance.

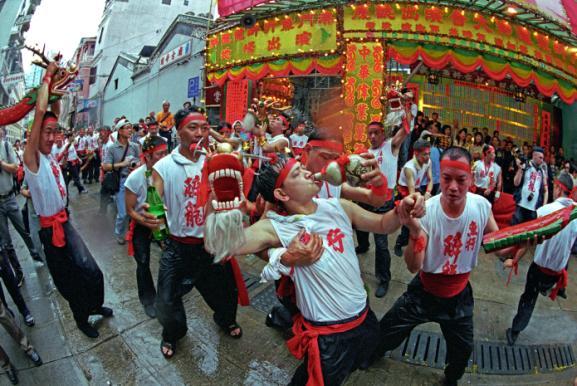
[387,330,575,375]
[249,283,576,375]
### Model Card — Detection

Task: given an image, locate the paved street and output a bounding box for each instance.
[1,188,577,385]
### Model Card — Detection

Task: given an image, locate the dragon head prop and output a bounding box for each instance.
[201,142,247,262]
[26,45,78,96]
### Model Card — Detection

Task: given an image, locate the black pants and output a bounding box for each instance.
[155,238,238,343]
[511,263,559,335]
[0,250,29,317]
[82,156,95,182]
[132,224,156,307]
[355,198,395,286]
[39,221,105,324]
[374,275,474,383]
[511,205,537,225]
[92,153,101,184]
[290,308,379,386]
[159,130,172,151]
[65,162,84,194]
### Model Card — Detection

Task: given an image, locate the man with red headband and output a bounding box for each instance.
[289,120,308,157]
[504,172,576,346]
[125,135,168,318]
[263,127,390,329]
[357,120,410,297]
[22,61,112,339]
[261,113,290,153]
[152,108,241,359]
[473,144,502,203]
[512,146,548,224]
[211,154,424,386]
[371,147,505,386]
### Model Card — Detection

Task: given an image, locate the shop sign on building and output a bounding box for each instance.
[188,76,200,98]
[1,72,25,88]
[225,80,249,123]
[160,40,191,69]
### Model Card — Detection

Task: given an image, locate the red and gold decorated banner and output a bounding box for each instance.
[342,4,577,86]
[225,80,250,124]
[541,110,551,153]
[208,9,337,69]
[342,42,384,152]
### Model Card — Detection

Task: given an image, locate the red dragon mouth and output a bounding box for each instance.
[206,153,245,212]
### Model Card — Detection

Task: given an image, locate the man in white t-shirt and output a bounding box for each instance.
[289,120,308,157]
[211,154,424,386]
[125,135,168,319]
[371,146,512,386]
[472,144,502,203]
[394,139,433,257]
[504,172,577,345]
[359,119,410,297]
[138,118,166,147]
[23,62,112,339]
[512,146,548,225]
[152,109,241,359]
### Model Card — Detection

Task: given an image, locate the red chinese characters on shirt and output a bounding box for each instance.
[183,175,204,227]
[527,171,540,192]
[50,159,66,199]
[442,232,463,275]
[465,221,478,251]
[327,228,345,253]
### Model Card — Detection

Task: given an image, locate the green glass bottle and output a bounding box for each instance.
[145,170,168,241]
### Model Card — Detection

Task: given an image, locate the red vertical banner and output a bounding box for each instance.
[225,80,249,124]
[541,110,551,155]
[533,104,540,145]
[343,42,384,152]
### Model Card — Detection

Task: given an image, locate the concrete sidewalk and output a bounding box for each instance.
[0,189,576,385]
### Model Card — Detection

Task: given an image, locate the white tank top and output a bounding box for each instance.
[124,165,148,215]
[267,198,366,322]
[398,158,430,188]
[369,139,397,189]
[534,198,577,271]
[473,160,501,189]
[289,133,308,149]
[24,153,67,217]
[316,181,341,199]
[420,193,491,274]
[153,148,205,237]
[518,164,546,211]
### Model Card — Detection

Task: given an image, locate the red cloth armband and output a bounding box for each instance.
[411,235,426,253]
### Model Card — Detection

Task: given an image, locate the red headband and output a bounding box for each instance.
[279,115,289,127]
[43,116,58,126]
[440,160,471,174]
[275,158,298,189]
[177,113,205,130]
[555,179,571,194]
[143,143,168,155]
[306,140,344,153]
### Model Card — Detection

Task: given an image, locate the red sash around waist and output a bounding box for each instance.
[419,271,470,298]
[287,308,368,386]
[168,236,249,306]
[537,264,568,301]
[39,209,68,248]
[126,220,136,256]
[397,185,409,198]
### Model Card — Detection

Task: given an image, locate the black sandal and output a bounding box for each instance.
[160,340,175,359]
[223,323,243,339]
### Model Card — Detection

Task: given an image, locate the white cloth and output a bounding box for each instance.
[124,165,149,215]
[153,147,205,237]
[419,193,491,274]
[316,181,341,199]
[24,153,67,217]
[518,163,546,211]
[369,139,397,189]
[398,158,430,188]
[289,133,308,149]
[473,160,501,189]
[266,198,366,322]
[533,197,577,272]
[76,136,87,151]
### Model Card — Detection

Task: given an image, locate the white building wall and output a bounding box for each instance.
[90,0,212,99]
[102,34,204,125]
